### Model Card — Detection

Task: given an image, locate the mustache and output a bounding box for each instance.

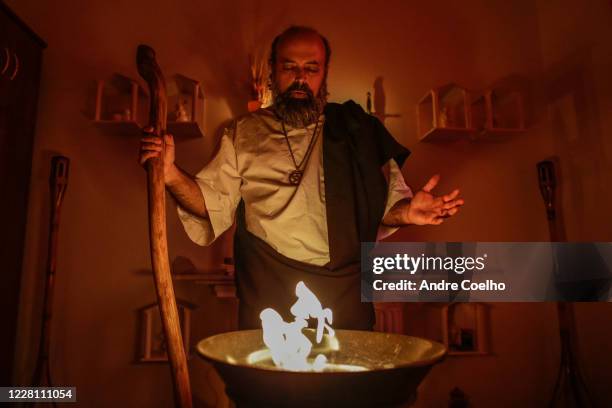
[283,82,315,98]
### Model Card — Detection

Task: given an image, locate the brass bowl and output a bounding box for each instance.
[197,329,446,407]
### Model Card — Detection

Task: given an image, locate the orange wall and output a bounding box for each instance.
[535,0,612,406]
[7,0,611,406]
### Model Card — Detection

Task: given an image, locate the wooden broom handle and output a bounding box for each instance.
[136,44,192,408]
[30,157,69,408]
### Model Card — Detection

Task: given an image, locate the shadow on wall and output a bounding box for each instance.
[544,47,607,240]
[373,76,401,124]
[175,0,289,118]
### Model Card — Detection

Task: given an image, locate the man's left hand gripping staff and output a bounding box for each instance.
[383,174,464,226]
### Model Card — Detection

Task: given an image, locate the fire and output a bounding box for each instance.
[259,281,335,372]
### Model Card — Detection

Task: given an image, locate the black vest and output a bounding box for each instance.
[234,101,410,329]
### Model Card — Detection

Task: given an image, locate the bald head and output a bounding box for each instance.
[269,26,331,70]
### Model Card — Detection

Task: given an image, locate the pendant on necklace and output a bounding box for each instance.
[289,170,303,185]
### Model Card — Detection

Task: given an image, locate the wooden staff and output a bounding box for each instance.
[30,156,69,408]
[537,159,593,407]
[136,45,192,408]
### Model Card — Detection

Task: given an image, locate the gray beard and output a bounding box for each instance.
[271,81,327,128]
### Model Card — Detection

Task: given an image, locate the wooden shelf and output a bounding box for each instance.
[137,267,236,299]
[172,270,235,298]
[419,126,477,143]
[94,74,146,122]
[422,302,492,356]
[138,300,196,363]
[167,121,203,139]
[470,88,525,139]
[443,303,490,355]
[417,83,474,142]
[167,74,204,137]
[417,82,526,143]
[92,72,205,141]
[172,271,233,283]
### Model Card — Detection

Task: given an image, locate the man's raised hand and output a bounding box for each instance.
[405,174,464,225]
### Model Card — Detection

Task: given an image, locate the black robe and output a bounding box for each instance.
[234,100,410,330]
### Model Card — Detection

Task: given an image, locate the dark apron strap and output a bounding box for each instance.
[323,101,411,263]
[322,111,361,269]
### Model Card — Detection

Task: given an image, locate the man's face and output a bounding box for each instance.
[271,32,328,127]
[274,32,326,100]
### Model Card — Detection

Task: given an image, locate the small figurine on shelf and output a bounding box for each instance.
[174,99,189,122]
[123,108,132,121]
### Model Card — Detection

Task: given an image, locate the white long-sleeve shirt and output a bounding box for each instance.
[177,108,412,266]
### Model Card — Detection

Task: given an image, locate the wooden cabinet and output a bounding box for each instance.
[0,2,46,385]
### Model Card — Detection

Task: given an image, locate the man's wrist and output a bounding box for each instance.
[381,198,412,227]
[401,203,413,225]
[165,164,181,187]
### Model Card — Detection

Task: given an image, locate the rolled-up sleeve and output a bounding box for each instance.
[177,124,242,246]
[377,158,413,241]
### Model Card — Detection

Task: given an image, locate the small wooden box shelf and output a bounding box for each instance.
[443,302,490,355]
[93,74,148,136]
[92,73,205,140]
[471,88,525,137]
[423,302,491,356]
[417,82,526,143]
[166,74,204,140]
[138,300,196,363]
[417,83,475,142]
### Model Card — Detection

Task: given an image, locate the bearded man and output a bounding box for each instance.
[140,26,464,330]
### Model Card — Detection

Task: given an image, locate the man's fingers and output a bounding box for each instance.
[421,195,463,225]
[141,144,162,152]
[164,133,175,146]
[431,217,444,225]
[438,206,460,219]
[443,199,464,210]
[443,189,460,202]
[141,128,172,140]
[139,151,159,165]
[446,207,459,216]
[141,137,162,145]
[140,134,173,145]
[421,174,440,193]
